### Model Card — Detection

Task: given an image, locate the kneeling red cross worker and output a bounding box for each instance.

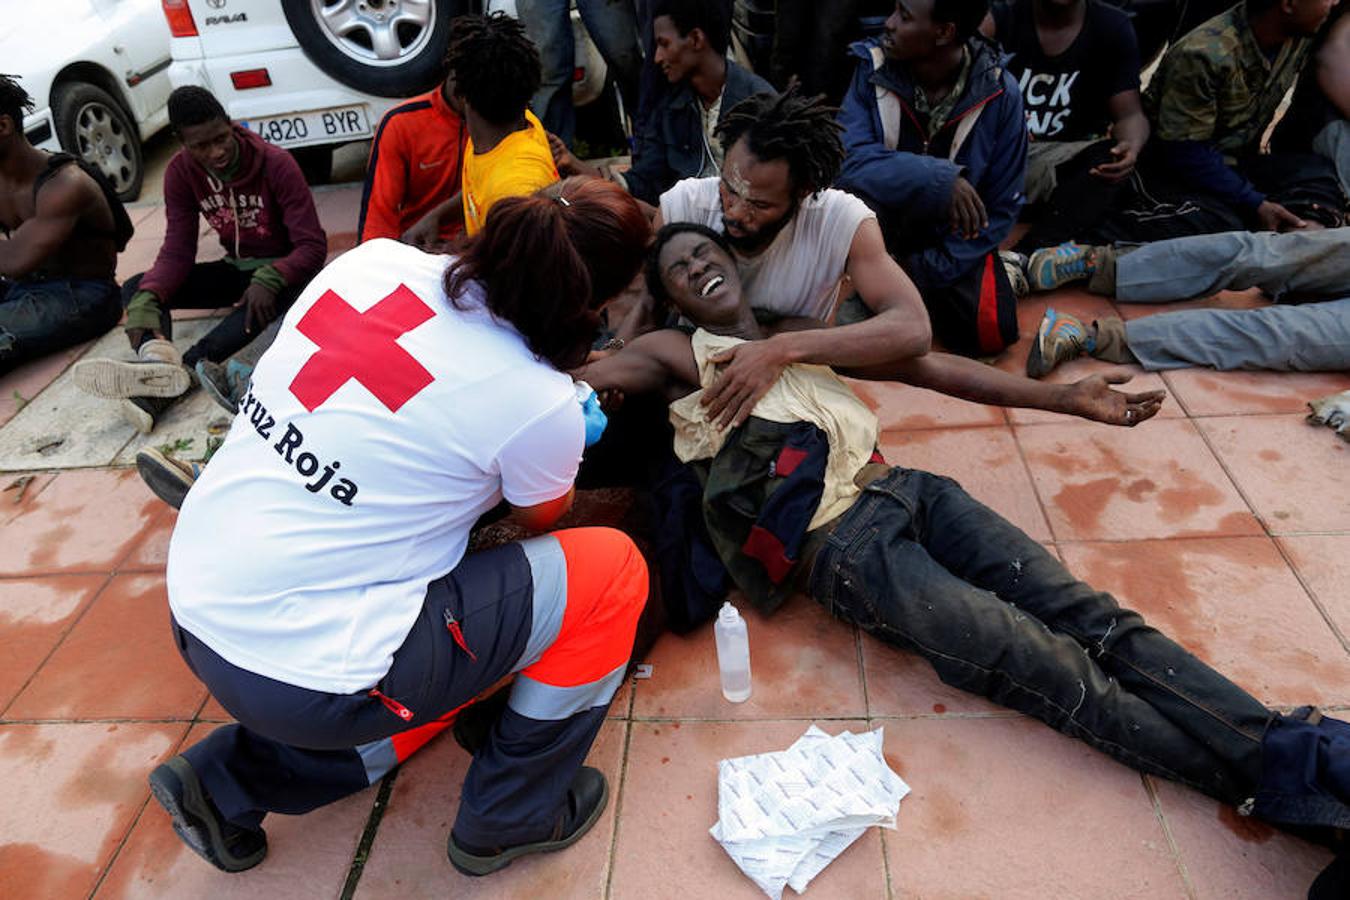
[149,178,653,875]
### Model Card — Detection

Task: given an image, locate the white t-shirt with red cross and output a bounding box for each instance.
[166,238,584,694]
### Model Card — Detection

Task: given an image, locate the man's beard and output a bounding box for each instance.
[721,196,800,254]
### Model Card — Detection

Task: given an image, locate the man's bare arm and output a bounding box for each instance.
[852,351,1166,427]
[573,328,700,399]
[701,218,931,427]
[1317,12,1350,120]
[0,167,91,278]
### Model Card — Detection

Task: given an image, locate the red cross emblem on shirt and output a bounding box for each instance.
[288,285,435,413]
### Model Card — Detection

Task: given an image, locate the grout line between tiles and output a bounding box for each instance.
[1141,774,1198,900]
[1006,418,1062,544]
[1269,536,1350,657]
[603,719,635,900]
[340,768,400,900]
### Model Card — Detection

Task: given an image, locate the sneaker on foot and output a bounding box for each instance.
[148,755,267,873]
[136,447,200,510]
[447,766,608,876]
[1027,242,1097,291]
[73,340,189,399]
[1308,389,1350,441]
[195,360,239,415]
[999,250,1030,298]
[1026,308,1089,378]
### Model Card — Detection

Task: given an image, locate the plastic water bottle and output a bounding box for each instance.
[714,601,752,702]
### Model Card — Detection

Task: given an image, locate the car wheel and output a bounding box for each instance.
[282,0,470,98]
[52,82,144,202]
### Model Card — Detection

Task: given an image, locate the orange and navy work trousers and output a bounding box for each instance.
[172,527,648,849]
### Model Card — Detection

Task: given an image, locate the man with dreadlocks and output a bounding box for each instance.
[644,87,1162,432]
[0,73,126,374]
[838,0,1027,358]
[403,13,559,245]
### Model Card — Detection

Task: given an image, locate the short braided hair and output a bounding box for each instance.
[445,13,541,126]
[715,85,844,196]
[0,73,34,132]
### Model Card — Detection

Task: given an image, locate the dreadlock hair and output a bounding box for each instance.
[444,177,649,371]
[167,86,228,132]
[715,85,844,196]
[644,221,733,313]
[650,0,732,57]
[445,13,542,126]
[0,74,34,132]
[931,0,991,42]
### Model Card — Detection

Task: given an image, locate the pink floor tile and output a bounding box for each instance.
[1150,778,1332,900]
[0,469,164,577]
[0,722,186,900]
[633,595,865,720]
[0,472,57,527]
[356,721,624,898]
[1003,292,1178,425]
[316,187,364,237]
[1016,419,1261,541]
[843,376,1006,431]
[0,347,78,411]
[879,425,1052,541]
[1276,534,1350,640]
[7,573,205,720]
[115,239,161,282]
[861,629,1014,719]
[1112,288,1269,321]
[120,508,176,571]
[128,206,167,241]
[97,723,374,900]
[879,717,1186,899]
[611,720,888,900]
[1198,415,1350,534]
[1059,538,1350,707]
[1161,368,1350,418]
[0,574,108,712]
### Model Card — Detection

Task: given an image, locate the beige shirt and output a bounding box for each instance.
[670,329,879,530]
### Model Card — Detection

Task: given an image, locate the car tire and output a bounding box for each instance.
[282,0,471,98]
[52,82,144,202]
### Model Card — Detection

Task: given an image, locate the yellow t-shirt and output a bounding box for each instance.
[462,110,560,235]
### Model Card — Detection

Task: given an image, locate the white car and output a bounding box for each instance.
[7,0,173,200]
[162,0,608,180]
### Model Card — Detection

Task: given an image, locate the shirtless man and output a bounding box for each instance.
[0,73,124,374]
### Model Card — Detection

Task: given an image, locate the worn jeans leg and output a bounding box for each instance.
[519,0,577,145]
[1123,297,1350,371]
[577,0,642,121]
[0,278,121,375]
[1114,228,1350,304]
[810,468,1271,802]
[1313,120,1350,198]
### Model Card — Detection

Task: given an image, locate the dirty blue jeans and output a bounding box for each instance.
[0,277,120,375]
[809,467,1273,804]
[519,0,643,146]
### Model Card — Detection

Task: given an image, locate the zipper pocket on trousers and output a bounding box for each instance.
[444,608,478,662]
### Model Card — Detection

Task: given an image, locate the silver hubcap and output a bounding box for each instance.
[311,0,435,66]
[73,101,135,194]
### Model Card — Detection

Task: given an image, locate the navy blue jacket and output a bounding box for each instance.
[625,60,774,205]
[837,36,1027,288]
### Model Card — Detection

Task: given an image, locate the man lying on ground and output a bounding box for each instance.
[577,222,1350,895]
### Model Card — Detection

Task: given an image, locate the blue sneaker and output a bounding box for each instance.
[1026,308,1090,378]
[1027,242,1097,291]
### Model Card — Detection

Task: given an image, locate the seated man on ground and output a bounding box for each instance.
[984,0,1151,253]
[358,65,467,245]
[552,0,774,206]
[0,74,129,374]
[648,88,1153,432]
[1020,227,1350,379]
[1141,0,1344,236]
[1272,0,1350,196]
[403,14,560,245]
[835,0,1026,356]
[578,222,1350,894]
[71,86,326,434]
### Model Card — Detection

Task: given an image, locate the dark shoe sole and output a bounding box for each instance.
[447,775,609,876]
[136,448,195,510]
[1026,312,1055,379]
[148,756,266,873]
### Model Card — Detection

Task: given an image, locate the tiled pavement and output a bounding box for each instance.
[1,183,1346,899]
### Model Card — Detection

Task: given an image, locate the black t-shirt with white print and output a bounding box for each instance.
[993,0,1141,142]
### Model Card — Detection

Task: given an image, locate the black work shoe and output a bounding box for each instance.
[148,755,267,873]
[452,685,512,756]
[120,394,180,434]
[447,766,608,876]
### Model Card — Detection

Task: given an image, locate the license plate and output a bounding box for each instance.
[243,105,371,147]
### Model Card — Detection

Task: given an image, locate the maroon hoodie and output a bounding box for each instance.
[140,126,328,299]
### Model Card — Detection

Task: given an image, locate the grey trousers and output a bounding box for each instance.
[1313,119,1350,198]
[1101,228,1350,304]
[1124,297,1350,371]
